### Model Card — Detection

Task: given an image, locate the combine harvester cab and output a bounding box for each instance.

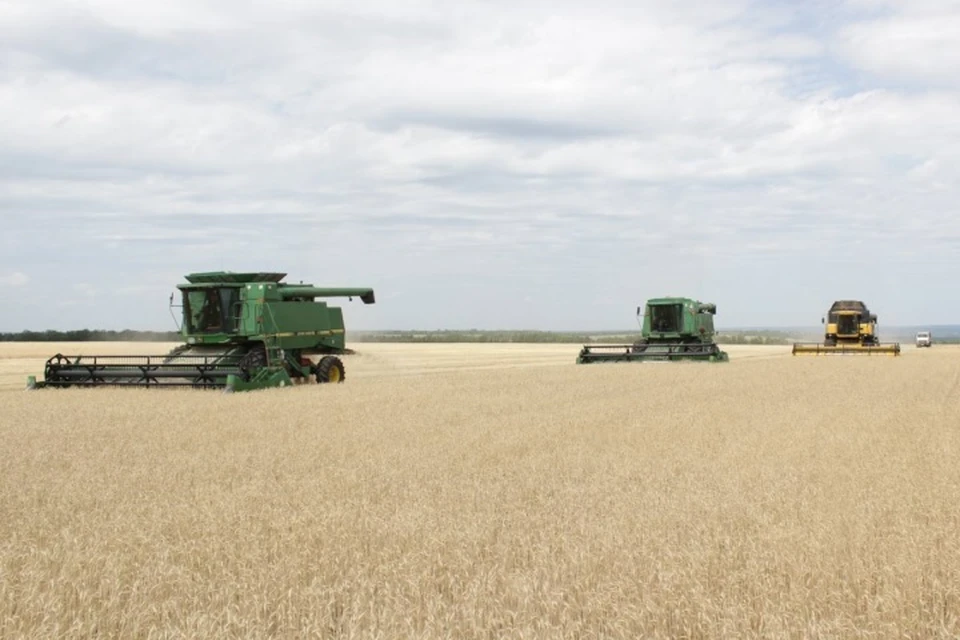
[577,298,729,364]
[27,272,375,392]
[792,300,900,356]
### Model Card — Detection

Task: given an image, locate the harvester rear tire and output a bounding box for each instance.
[315,356,345,384]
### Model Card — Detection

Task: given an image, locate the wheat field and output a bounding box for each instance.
[1,342,959,638]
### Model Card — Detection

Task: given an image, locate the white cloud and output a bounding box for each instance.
[1,0,960,329]
[0,272,29,287]
[72,283,97,296]
[838,2,960,85]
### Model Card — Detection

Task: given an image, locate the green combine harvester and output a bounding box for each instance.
[577,297,729,364]
[27,272,375,392]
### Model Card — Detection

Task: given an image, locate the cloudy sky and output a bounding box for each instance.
[2,0,959,331]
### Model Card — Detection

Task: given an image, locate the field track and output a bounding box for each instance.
[2,342,959,637]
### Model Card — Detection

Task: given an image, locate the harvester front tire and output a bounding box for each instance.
[315,356,345,384]
[238,345,267,381]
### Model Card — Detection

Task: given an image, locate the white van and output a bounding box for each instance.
[916,331,932,348]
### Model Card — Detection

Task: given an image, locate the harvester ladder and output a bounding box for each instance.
[261,304,286,366]
[229,300,245,334]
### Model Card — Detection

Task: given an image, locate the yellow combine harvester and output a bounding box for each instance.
[792,300,900,356]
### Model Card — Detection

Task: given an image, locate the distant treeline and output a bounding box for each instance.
[350,330,795,345]
[4,328,955,345]
[717,332,794,345]
[0,330,180,342]
[0,328,793,344]
[352,330,609,344]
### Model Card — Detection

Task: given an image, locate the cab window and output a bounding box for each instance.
[184,288,238,333]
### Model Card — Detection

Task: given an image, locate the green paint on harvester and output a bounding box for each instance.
[28,272,375,392]
[576,298,730,363]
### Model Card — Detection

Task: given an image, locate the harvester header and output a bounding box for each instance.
[28,271,376,392]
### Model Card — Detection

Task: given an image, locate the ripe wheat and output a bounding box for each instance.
[1,343,959,638]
